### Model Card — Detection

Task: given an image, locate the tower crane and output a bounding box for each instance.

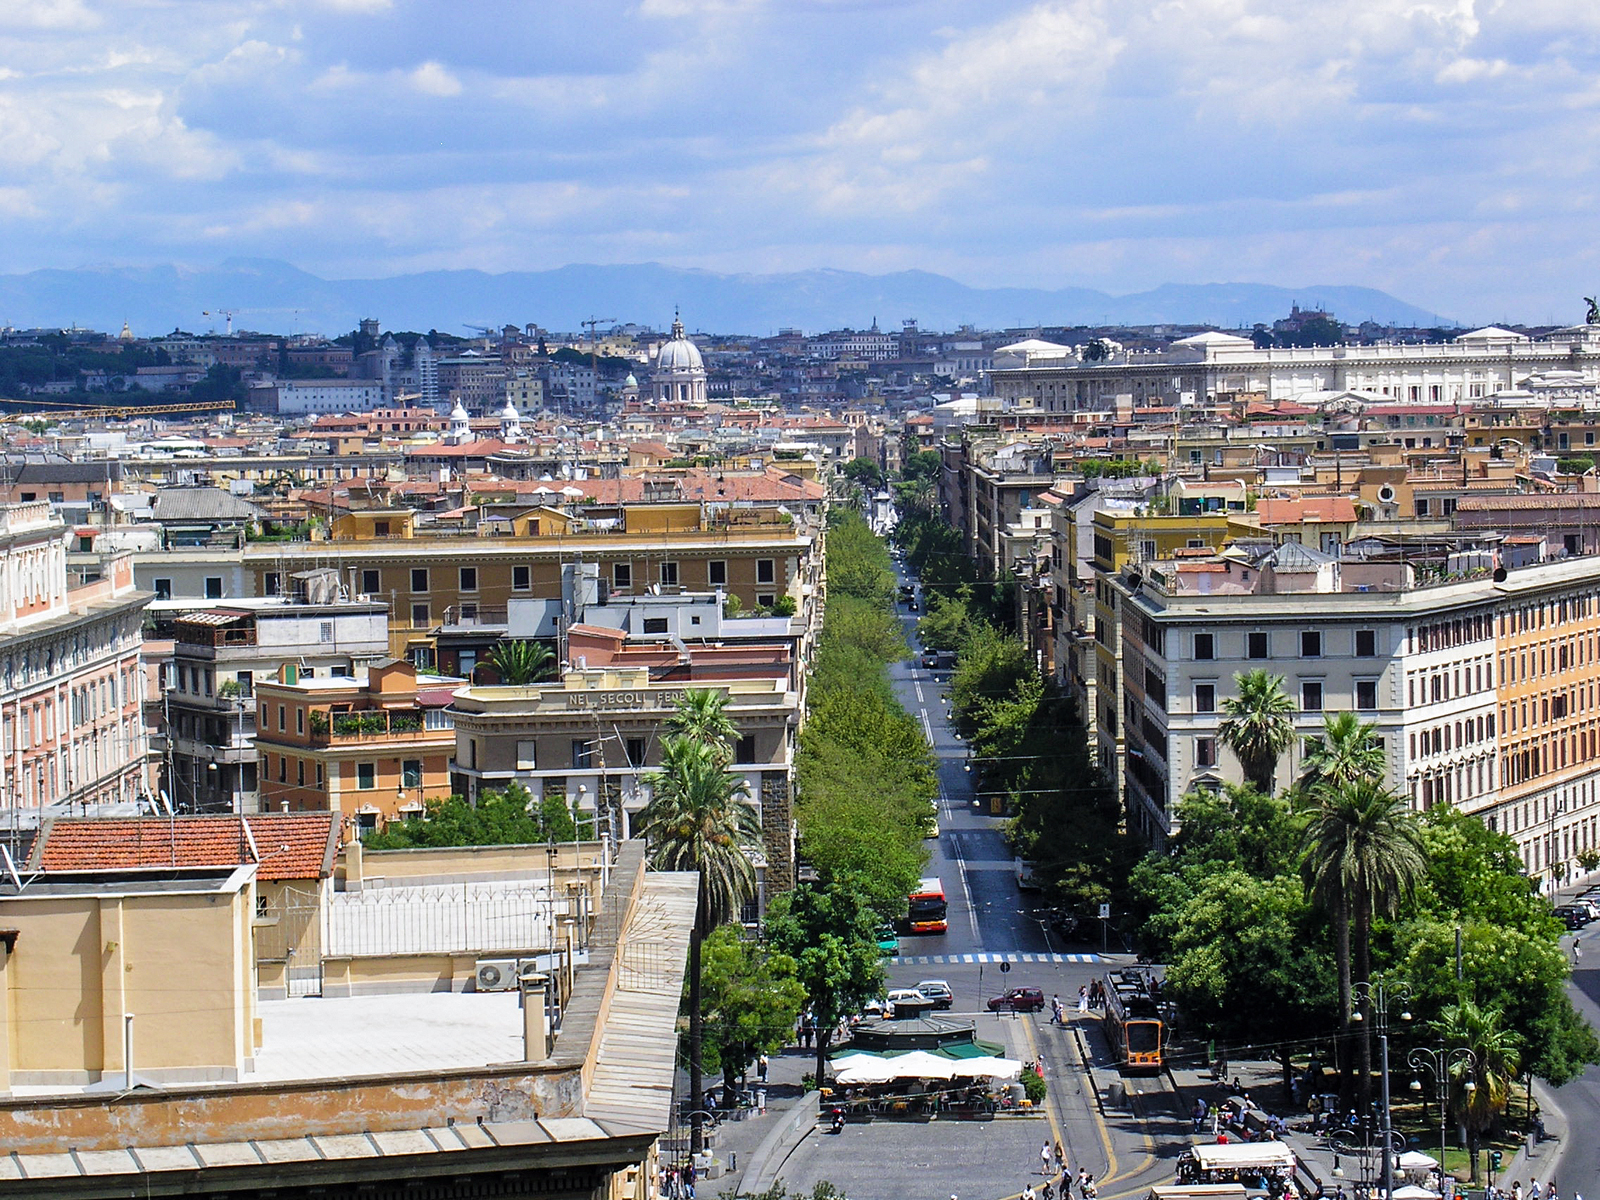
[202,309,240,336]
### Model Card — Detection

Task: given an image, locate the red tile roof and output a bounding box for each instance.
[32,814,337,881]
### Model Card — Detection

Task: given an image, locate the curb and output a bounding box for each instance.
[1496,1078,1568,1192]
[732,1094,821,1196]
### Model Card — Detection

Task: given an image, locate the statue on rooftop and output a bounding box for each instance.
[1585,296,1599,325]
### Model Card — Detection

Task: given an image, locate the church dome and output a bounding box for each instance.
[624,373,638,388]
[500,399,520,421]
[450,399,469,421]
[656,316,704,374]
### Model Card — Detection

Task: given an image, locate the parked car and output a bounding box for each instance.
[1574,898,1600,922]
[915,979,954,1010]
[886,987,936,1018]
[1554,905,1590,930]
[876,924,900,956]
[987,986,1046,1013]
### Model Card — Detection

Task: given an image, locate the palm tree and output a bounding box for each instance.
[1299,712,1386,793]
[1218,670,1297,794]
[665,687,740,766]
[1437,1000,1520,1180]
[636,735,760,1155]
[1300,779,1428,1108]
[487,638,555,685]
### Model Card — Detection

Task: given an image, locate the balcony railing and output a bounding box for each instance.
[310,708,429,743]
[439,605,509,628]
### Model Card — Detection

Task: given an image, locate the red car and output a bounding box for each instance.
[987,986,1045,1013]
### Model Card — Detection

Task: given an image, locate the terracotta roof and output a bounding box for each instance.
[1256,496,1358,524]
[32,813,338,881]
[1457,494,1600,511]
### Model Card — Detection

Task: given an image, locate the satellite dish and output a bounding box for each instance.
[1493,567,1508,582]
[1127,571,1143,588]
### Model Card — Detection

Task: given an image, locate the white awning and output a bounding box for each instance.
[1192,1143,1296,1172]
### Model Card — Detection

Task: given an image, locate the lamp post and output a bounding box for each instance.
[1549,797,1569,896]
[1352,978,1411,1200]
[1408,1043,1477,1189]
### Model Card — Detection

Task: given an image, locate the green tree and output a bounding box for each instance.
[636,737,761,1153]
[1299,712,1386,793]
[363,784,574,848]
[764,882,885,1085]
[1218,670,1297,794]
[487,639,556,685]
[666,687,740,766]
[842,457,884,489]
[916,590,973,652]
[1437,999,1520,1177]
[1300,779,1427,1106]
[901,449,942,482]
[699,926,806,1095]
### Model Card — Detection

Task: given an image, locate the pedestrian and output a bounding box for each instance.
[1531,1181,1543,1200]
[1085,1175,1098,1198]
[1052,994,1066,1025]
[1078,1168,1088,1196]
[1575,940,1584,966]
[1512,1183,1523,1200]
[1024,1186,1037,1200]
[1042,1141,1054,1175]
[685,1160,697,1200]
[1077,986,1089,1014]
[757,1053,769,1083]
[1055,1141,1065,1173]
[1192,1098,1206,1132]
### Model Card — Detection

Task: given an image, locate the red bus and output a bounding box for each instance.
[907,877,948,933]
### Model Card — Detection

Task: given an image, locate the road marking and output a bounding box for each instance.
[892,953,1102,964]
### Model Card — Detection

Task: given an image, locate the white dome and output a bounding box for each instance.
[450,400,469,421]
[500,399,520,420]
[656,316,704,374]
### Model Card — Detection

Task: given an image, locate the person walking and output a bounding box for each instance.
[1574,940,1584,967]
[757,1053,769,1083]
[1055,1141,1066,1175]
[1052,994,1066,1025]
[1042,1141,1054,1175]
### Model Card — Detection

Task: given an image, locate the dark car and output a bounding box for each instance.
[1555,904,1590,930]
[987,986,1046,1013]
[921,649,939,669]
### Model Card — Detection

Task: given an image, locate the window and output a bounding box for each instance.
[373,520,390,538]
[297,759,305,786]
[626,738,646,768]
[756,559,776,585]
[296,708,304,734]
[1301,680,1324,711]
[1355,629,1377,657]
[572,739,594,769]
[411,602,430,627]
[357,762,376,790]
[278,756,286,783]
[512,565,531,591]
[319,621,333,642]
[1194,633,1215,661]
[1356,680,1378,710]
[205,577,223,599]
[659,561,679,587]
[1195,683,1216,713]
[613,562,632,590]
[516,740,537,770]
[1247,632,1268,659]
[264,572,280,596]
[642,617,669,634]
[410,568,429,593]
[1300,630,1322,658]
[402,759,422,789]
[277,705,286,732]
[460,567,478,592]
[756,593,776,608]
[236,670,253,698]
[1196,737,1217,768]
[736,734,757,763]
[362,569,380,594]
[708,560,727,586]
[154,578,172,601]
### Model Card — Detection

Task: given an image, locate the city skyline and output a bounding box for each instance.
[3,1,1600,321]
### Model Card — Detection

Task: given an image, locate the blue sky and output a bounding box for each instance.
[2,0,1599,319]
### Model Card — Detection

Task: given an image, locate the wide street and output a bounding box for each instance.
[744,559,1191,1200]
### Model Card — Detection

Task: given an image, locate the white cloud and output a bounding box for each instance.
[0,0,100,31]
[408,60,461,98]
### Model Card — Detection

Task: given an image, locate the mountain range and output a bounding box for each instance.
[0,258,1456,339]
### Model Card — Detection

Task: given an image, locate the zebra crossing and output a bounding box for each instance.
[890,952,1099,965]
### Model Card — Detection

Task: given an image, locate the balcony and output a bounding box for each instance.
[310,708,434,744]
[439,605,509,630]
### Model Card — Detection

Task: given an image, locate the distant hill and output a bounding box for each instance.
[0,258,1455,338]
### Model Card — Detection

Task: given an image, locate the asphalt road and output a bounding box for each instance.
[1554,922,1600,1191]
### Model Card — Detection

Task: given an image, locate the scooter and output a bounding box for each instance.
[828,1107,845,1134]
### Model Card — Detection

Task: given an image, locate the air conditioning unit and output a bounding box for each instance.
[475,958,522,992]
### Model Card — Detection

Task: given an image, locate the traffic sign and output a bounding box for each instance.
[1098,903,1111,920]
[999,961,1011,974]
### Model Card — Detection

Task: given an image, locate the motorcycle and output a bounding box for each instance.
[828,1107,845,1134]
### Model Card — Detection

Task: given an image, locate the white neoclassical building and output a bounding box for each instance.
[652,315,708,405]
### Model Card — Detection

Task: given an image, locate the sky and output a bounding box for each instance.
[2,0,1600,320]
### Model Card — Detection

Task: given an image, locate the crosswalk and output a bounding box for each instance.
[891,952,1100,965]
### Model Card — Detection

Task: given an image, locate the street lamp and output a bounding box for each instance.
[1352,978,1411,1200]
[1408,1043,1477,1189]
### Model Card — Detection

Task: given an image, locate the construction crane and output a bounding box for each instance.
[0,399,236,423]
[202,309,240,336]
[582,317,615,357]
